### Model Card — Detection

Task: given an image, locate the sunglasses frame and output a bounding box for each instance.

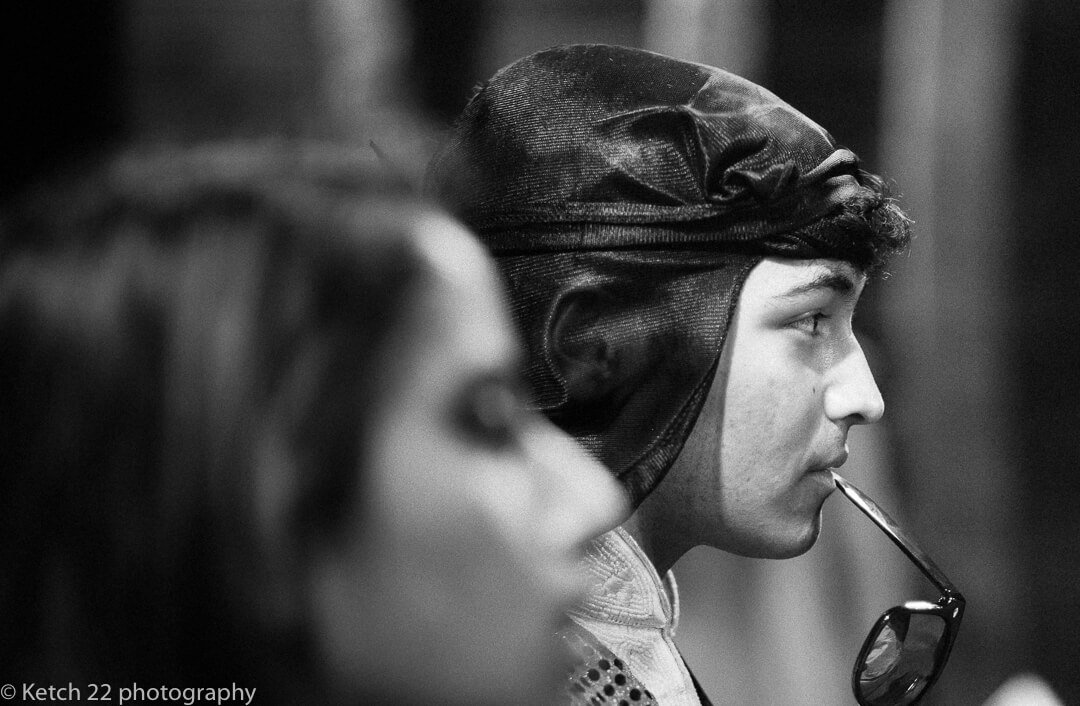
[832,472,965,706]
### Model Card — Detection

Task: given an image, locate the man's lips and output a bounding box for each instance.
[809,450,849,473]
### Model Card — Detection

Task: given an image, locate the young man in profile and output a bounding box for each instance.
[429,44,911,705]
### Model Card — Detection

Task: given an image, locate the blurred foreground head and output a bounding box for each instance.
[0,142,625,704]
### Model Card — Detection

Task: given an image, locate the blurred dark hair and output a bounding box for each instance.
[0,142,429,701]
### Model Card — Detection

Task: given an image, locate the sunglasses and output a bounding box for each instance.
[832,472,965,706]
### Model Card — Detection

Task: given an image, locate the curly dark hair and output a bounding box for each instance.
[753,168,913,274]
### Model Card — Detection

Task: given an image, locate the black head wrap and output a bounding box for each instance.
[429,44,875,506]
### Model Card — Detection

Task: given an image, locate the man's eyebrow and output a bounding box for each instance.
[776,270,857,299]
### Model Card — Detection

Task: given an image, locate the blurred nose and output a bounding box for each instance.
[824,340,885,427]
[525,421,630,551]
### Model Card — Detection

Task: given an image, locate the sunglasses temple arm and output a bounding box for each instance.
[832,472,962,599]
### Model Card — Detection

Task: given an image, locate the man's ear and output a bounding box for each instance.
[548,287,646,409]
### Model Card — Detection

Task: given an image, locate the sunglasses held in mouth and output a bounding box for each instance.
[832,472,965,706]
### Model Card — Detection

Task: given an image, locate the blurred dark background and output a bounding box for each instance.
[6,1,1078,704]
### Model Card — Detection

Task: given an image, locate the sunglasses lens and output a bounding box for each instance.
[855,609,947,706]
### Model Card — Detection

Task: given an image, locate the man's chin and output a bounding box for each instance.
[722,516,823,559]
[768,534,819,559]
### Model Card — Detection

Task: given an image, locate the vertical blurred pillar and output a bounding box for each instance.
[311,0,430,139]
[643,0,767,81]
[878,1,1027,703]
[311,0,434,174]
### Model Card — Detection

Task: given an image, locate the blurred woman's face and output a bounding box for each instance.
[311,215,628,705]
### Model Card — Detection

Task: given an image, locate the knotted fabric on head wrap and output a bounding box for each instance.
[428,44,874,506]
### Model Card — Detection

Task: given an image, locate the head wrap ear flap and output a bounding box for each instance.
[548,288,621,409]
[547,286,663,425]
[500,248,761,506]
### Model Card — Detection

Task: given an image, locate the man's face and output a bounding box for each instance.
[659,257,883,559]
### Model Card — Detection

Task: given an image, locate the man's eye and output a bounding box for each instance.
[790,312,827,335]
[452,379,525,449]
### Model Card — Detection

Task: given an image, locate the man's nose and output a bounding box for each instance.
[824,341,885,427]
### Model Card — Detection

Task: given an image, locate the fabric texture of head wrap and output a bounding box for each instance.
[428,44,870,506]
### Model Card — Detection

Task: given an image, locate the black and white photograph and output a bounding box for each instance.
[3,2,1076,705]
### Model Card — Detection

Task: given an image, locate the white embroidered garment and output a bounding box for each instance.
[568,526,701,706]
